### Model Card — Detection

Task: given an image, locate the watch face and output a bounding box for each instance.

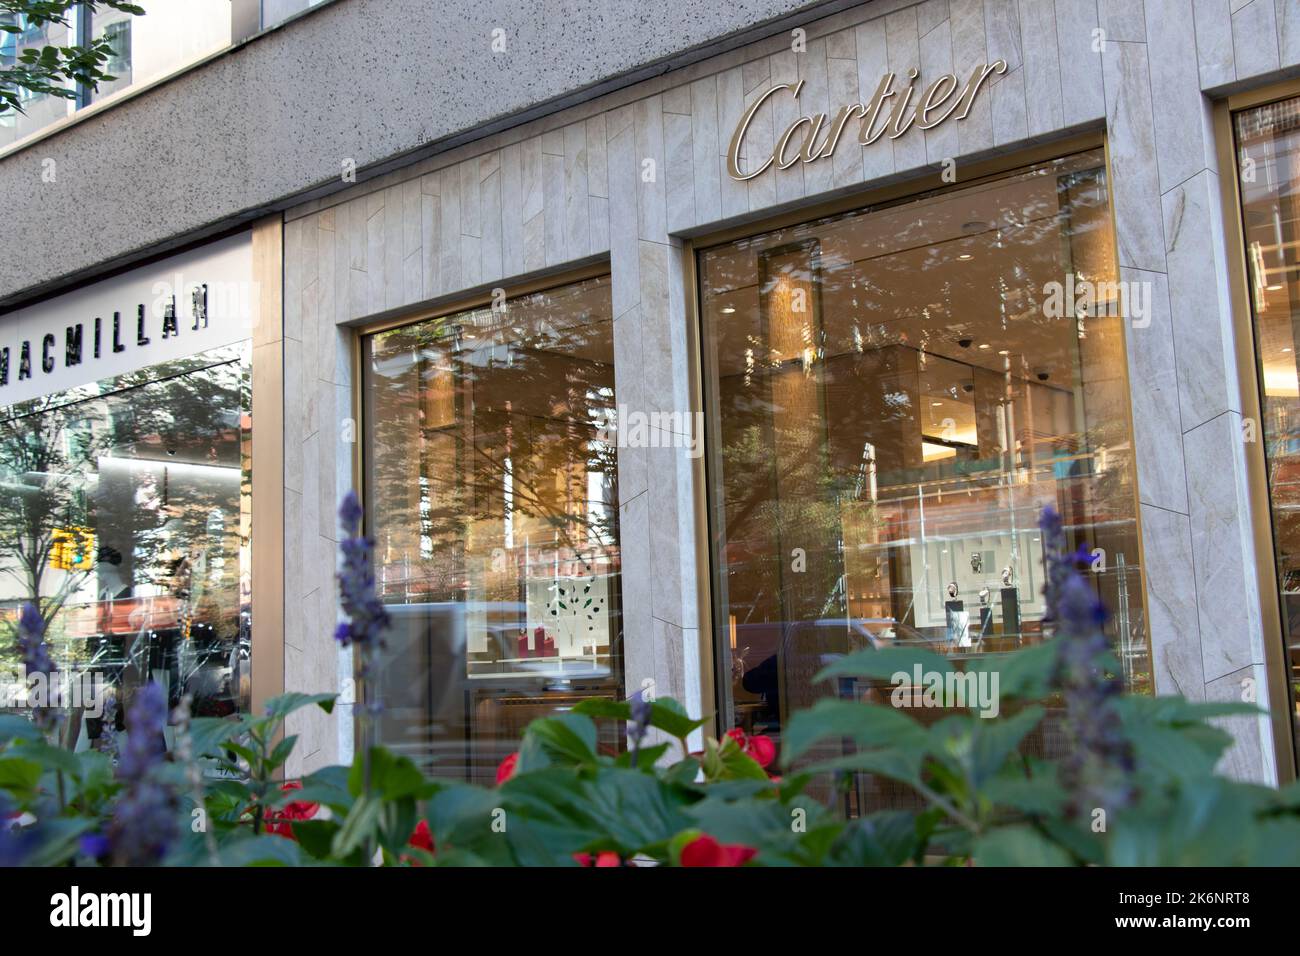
[1001,567,1013,587]
[969,552,983,574]
[946,582,959,600]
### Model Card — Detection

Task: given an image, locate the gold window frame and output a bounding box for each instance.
[682,131,1157,743]
[1214,79,1300,783]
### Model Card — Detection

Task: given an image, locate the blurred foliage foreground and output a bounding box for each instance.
[2,499,1299,867]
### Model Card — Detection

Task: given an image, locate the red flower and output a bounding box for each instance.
[400,820,437,866]
[573,851,622,867]
[725,728,777,769]
[264,781,318,839]
[408,819,435,853]
[679,834,757,867]
[746,734,776,769]
[496,751,519,785]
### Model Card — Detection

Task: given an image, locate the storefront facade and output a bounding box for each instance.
[4,0,1300,798]
[269,0,1300,789]
[0,221,283,747]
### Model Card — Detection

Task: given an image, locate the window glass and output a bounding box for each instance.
[0,4,232,146]
[0,345,252,749]
[362,276,623,782]
[698,148,1148,813]
[88,2,232,105]
[260,0,330,29]
[1233,97,1300,764]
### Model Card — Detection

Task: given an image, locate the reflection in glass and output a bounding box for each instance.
[1234,97,1300,764]
[699,149,1148,813]
[87,1,232,105]
[0,13,72,146]
[0,346,252,752]
[362,276,623,783]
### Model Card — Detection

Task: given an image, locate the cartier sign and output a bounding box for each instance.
[727,60,1008,181]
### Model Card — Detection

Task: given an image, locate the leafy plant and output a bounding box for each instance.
[3,497,1299,867]
[1,2,146,117]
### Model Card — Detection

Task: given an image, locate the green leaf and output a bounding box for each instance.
[330,795,382,858]
[13,740,81,778]
[571,698,631,721]
[219,834,308,866]
[286,819,342,861]
[376,796,419,858]
[1108,779,1255,866]
[24,817,95,867]
[830,811,922,866]
[965,640,1060,699]
[262,692,336,719]
[571,696,708,741]
[426,782,510,852]
[581,766,695,853]
[1126,723,1226,780]
[1248,818,1300,865]
[815,646,953,683]
[188,716,248,759]
[978,774,1067,815]
[289,765,355,814]
[267,734,298,771]
[719,745,776,782]
[782,699,927,765]
[0,715,42,745]
[616,742,671,770]
[664,757,702,786]
[649,698,709,740]
[347,747,424,800]
[974,826,1073,866]
[969,705,1043,786]
[803,748,924,788]
[219,740,258,767]
[523,713,598,766]
[0,756,43,800]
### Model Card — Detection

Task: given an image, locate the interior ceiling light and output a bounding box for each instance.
[957,253,973,260]
[720,305,736,313]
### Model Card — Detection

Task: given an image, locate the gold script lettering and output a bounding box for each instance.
[725,61,1008,181]
[916,74,961,129]
[726,81,801,181]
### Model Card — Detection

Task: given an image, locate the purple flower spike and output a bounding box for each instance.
[339,490,364,537]
[1039,505,1135,816]
[105,682,178,866]
[15,602,57,731]
[335,492,390,650]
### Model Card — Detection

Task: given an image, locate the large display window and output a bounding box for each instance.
[0,344,252,748]
[361,274,622,783]
[1232,94,1300,765]
[698,148,1148,811]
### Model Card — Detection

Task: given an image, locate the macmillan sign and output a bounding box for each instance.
[727,60,1009,181]
[0,232,256,406]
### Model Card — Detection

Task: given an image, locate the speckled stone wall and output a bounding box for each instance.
[0,0,849,306]
[278,0,1300,782]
